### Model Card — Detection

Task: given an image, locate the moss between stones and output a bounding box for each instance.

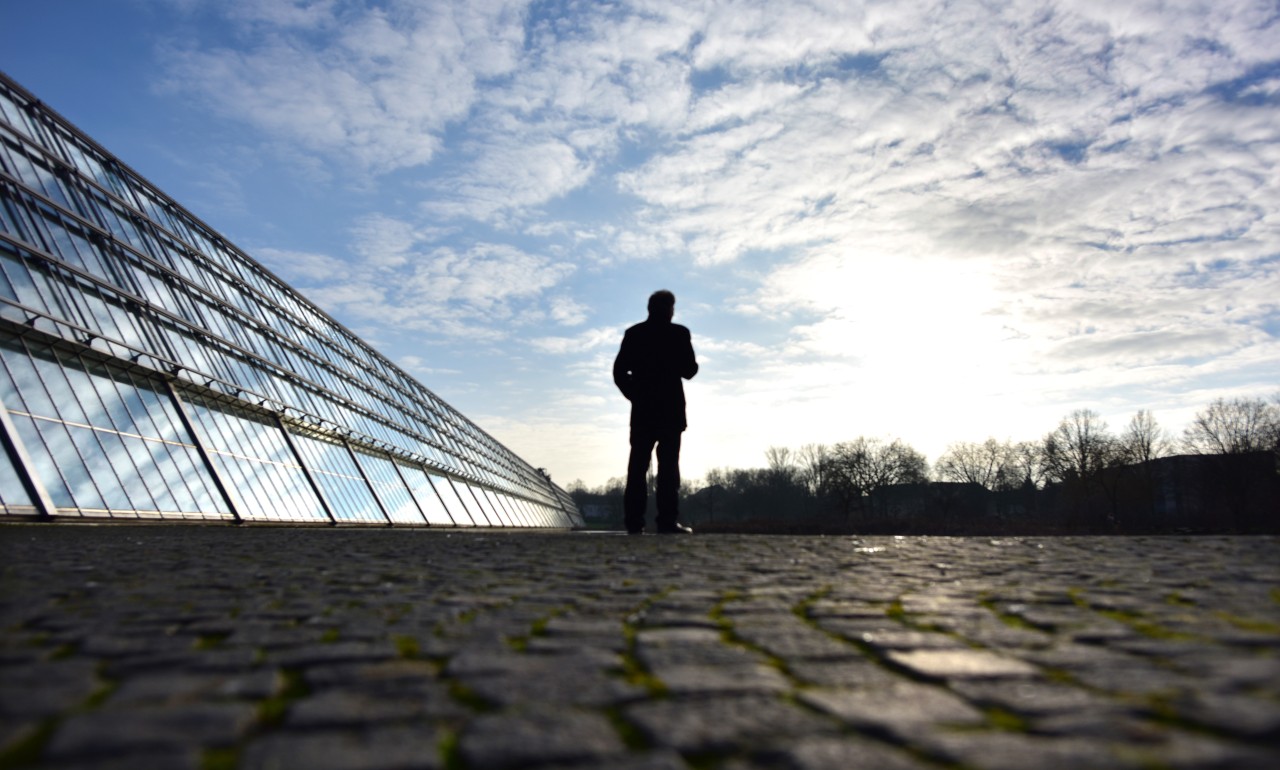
[447,680,497,713]
[256,668,308,727]
[1069,590,1200,642]
[438,728,465,770]
[0,719,57,770]
[199,747,239,770]
[0,666,119,770]
[977,596,1055,633]
[193,631,231,650]
[602,706,649,751]
[619,621,667,696]
[1214,610,1280,635]
[392,634,421,659]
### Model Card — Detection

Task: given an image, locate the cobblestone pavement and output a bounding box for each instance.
[1,527,1278,770]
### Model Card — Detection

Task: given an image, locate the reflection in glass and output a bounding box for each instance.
[428,473,474,526]
[354,449,424,525]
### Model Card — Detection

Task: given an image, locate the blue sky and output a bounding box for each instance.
[3,0,1278,488]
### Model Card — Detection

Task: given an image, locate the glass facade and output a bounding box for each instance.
[0,71,582,528]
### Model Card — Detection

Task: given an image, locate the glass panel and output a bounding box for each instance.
[428,473,474,526]
[495,493,529,527]
[35,417,102,509]
[353,448,423,525]
[11,414,73,509]
[518,499,539,526]
[165,442,226,515]
[69,425,130,510]
[397,461,453,526]
[455,479,492,525]
[0,434,35,509]
[184,395,326,522]
[470,485,510,526]
[0,336,26,407]
[0,340,60,419]
[289,430,383,523]
[122,433,169,512]
[51,348,93,425]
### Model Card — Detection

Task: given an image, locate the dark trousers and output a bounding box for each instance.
[624,425,682,532]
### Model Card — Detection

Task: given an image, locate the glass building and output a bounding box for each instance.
[0,71,582,528]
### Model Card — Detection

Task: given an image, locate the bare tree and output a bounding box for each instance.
[1042,409,1116,484]
[935,438,1015,490]
[764,446,795,484]
[795,443,830,496]
[1009,440,1047,489]
[1183,397,1280,455]
[1119,409,1171,465]
[887,441,930,485]
[829,437,929,501]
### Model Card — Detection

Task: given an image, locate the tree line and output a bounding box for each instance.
[569,394,1280,534]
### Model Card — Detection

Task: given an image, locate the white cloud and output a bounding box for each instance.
[530,326,621,355]
[423,136,595,222]
[256,247,348,281]
[142,0,1279,485]
[224,0,338,29]
[548,295,590,326]
[158,0,529,173]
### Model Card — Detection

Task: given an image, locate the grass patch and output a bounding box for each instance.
[885,599,907,622]
[256,669,308,727]
[791,585,833,622]
[200,747,240,770]
[319,628,340,644]
[619,623,667,696]
[438,728,465,770]
[83,672,118,710]
[448,681,496,713]
[1094,607,1197,641]
[49,643,76,660]
[603,706,649,751]
[1214,611,1280,635]
[505,607,563,653]
[0,719,57,770]
[383,602,413,624]
[978,597,1053,633]
[984,706,1031,732]
[709,591,796,682]
[392,634,421,659]
[1070,590,1198,642]
[194,632,230,650]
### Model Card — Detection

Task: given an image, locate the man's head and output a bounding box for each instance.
[647,289,676,321]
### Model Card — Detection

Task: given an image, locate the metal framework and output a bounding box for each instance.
[0,70,582,527]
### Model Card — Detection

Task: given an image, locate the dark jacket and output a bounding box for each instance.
[613,319,699,431]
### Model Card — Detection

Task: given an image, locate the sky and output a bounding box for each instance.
[2,0,1278,489]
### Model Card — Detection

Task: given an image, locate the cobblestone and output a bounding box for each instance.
[1,527,1278,769]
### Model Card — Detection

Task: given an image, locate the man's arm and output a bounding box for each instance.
[613,333,633,400]
[680,326,698,380]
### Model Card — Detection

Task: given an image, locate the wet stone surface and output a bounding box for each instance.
[1,526,1278,769]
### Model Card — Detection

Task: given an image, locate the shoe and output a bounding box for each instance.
[656,523,693,535]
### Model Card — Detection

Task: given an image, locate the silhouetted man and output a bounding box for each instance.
[613,290,698,534]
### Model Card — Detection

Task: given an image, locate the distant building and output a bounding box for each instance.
[0,72,581,527]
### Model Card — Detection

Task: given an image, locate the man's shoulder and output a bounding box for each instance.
[623,320,691,341]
